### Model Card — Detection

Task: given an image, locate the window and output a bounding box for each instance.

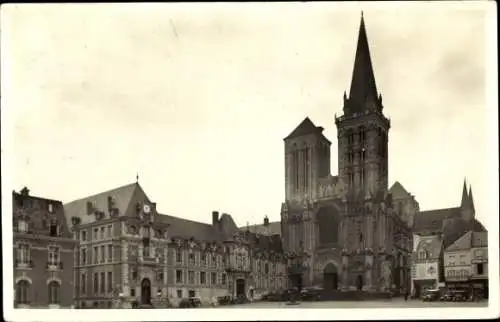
[188,290,195,298]
[201,253,206,266]
[93,246,98,264]
[17,219,29,233]
[81,230,87,241]
[93,273,98,294]
[131,269,138,280]
[48,246,60,266]
[211,272,217,285]
[49,219,59,237]
[16,280,29,304]
[176,251,182,264]
[100,272,105,293]
[130,288,136,297]
[81,248,87,266]
[107,245,113,262]
[143,243,150,258]
[176,289,182,298]
[93,228,98,240]
[188,253,195,266]
[265,263,269,274]
[81,273,86,295]
[477,263,484,275]
[188,271,195,284]
[100,245,105,263]
[221,273,226,285]
[176,270,183,284]
[107,225,112,238]
[48,281,60,304]
[107,272,113,293]
[16,243,31,265]
[200,272,206,285]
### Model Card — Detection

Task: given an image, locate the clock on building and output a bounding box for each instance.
[143,204,151,214]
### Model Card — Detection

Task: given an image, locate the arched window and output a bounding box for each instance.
[48,281,60,304]
[49,219,59,237]
[16,280,30,304]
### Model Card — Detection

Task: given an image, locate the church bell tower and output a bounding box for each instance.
[335,13,391,198]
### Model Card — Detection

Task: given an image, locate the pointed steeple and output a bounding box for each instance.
[468,185,475,213]
[346,13,379,113]
[460,178,468,208]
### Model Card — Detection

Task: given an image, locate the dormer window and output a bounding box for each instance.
[17,219,29,233]
[48,203,53,213]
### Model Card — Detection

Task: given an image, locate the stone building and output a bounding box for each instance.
[280,14,413,293]
[410,235,443,297]
[12,187,77,308]
[64,182,286,308]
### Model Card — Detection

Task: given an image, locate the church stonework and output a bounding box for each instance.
[281,15,413,293]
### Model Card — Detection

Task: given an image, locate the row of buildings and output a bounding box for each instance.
[12,14,489,309]
[13,184,287,308]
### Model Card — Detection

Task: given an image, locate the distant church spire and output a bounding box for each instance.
[460,178,468,208]
[346,13,379,113]
[136,172,139,183]
[468,185,475,212]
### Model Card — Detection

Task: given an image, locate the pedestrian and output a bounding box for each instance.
[404,290,408,301]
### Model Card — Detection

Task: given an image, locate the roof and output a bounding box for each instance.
[446,231,472,252]
[471,231,488,248]
[63,182,139,225]
[240,221,281,236]
[413,207,461,233]
[244,230,283,253]
[157,214,222,242]
[284,117,329,142]
[389,181,411,199]
[415,235,442,259]
[346,14,379,113]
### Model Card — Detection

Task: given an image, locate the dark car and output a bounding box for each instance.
[300,287,322,301]
[440,292,454,301]
[217,296,232,305]
[422,289,440,302]
[179,297,202,308]
[452,290,469,302]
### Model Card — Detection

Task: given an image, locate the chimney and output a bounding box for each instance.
[264,216,269,226]
[212,211,219,226]
[20,187,30,196]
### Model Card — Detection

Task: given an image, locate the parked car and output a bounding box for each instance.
[452,290,469,302]
[440,292,454,301]
[178,297,202,308]
[217,296,232,305]
[300,286,323,301]
[422,289,440,302]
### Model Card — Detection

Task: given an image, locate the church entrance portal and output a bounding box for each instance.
[141,278,152,305]
[356,275,364,291]
[236,279,246,297]
[289,274,302,290]
[323,263,339,290]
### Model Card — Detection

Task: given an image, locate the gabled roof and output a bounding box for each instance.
[446,231,473,252]
[284,117,328,142]
[416,235,443,259]
[63,182,139,225]
[389,181,411,199]
[240,221,281,236]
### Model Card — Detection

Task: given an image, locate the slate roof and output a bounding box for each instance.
[243,230,284,253]
[446,231,473,252]
[471,231,488,248]
[240,221,282,236]
[156,214,222,242]
[413,207,460,233]
[389,181,411,199]
[63,182,139,225]
[415,235,442,259]
[284,117,331,143]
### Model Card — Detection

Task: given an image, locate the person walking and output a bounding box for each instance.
[404,289,409,301]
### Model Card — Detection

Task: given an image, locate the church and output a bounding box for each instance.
[279,14,416,294]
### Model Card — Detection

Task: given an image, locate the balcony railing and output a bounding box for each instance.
[46,261,63,270]
[15,260,34,269]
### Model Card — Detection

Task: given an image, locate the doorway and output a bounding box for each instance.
[323,263,339,290]
[140,278,151,305]
[356,275,363,291]
[289,274,302,290]
[236,279,245,297]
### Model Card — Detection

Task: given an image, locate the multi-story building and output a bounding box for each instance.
[12,187,77,308]
[410,235,443,297]
[444,230,489,298]
[279,14,414,294]
[64,182,287,308]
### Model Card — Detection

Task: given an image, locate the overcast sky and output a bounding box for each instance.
[2,2,497,229]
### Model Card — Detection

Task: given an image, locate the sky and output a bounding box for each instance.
[2,2,498,229]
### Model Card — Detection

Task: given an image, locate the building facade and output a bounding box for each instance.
[410,235,443,297]
[12,188,77,308]
[64,182,286,308]
[280,14,413,293]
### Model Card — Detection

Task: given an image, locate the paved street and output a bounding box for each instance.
[223,299,488,308]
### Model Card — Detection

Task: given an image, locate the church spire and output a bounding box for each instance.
[468,185,475,213]
[346,13,379,114]
[460,178,468,208]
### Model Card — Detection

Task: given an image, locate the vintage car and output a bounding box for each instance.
[422,289,440,302]
[300,286,323,301]
[178,297,202,308]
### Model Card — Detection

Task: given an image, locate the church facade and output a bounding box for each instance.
[280,15,414,293]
